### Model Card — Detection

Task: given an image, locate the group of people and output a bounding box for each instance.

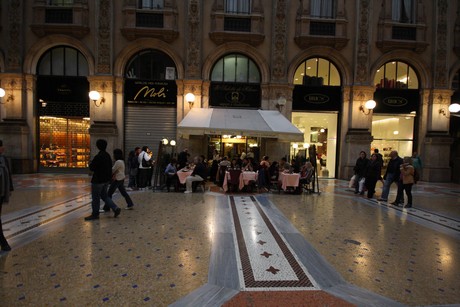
[352,149,422,208]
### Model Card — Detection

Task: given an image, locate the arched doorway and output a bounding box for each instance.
[291,57,342,178]
[37,46,90,170]
[371,60,420,168]
[123,49,178,162]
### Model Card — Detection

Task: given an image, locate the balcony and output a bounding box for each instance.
[121,6,178,42]
[30,3,89,38]
[376,22,428,53]
[209,12,264,46]
[295,18,348,50]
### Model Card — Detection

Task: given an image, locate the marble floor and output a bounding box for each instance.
[0,173,459,306]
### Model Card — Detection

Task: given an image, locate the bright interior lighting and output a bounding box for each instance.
[293,143,299,149]
[393,131,399,135]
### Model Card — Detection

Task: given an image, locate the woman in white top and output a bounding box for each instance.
[107,149,135,210]
[137,146,154,189]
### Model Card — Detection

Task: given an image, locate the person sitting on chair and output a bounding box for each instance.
[184,156,207,194]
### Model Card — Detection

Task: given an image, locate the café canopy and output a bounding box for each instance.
[177,108,303,142]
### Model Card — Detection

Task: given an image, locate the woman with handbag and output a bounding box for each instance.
[138,146,154,190]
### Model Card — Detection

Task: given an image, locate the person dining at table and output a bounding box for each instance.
[229,158,240,170]
[184,156,207,194]
[279,157,291,172]
[242,158,253,172]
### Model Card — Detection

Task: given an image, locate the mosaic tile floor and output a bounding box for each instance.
[0,174,459,306]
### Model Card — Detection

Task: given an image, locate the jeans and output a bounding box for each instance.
[108,180,134,208]
[381,173,398,200]
[0,198,10,249]
[91,182,118,216]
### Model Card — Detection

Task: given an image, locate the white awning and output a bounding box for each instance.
[177,108,304,142]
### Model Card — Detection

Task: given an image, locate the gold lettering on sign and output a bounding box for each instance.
[134,86,167,100]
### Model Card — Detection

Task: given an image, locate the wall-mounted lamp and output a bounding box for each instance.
[359,99,376,115]
[439,103,460,118]
[0,87,14,104]
[276,97,287,112]
[185,93,195,108]
[89,90,105,107]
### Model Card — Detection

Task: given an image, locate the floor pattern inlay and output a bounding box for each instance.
[230,196,318,291]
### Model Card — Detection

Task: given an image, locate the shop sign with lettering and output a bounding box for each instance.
[292,86,341,111]
[373,89,419,114]
[209,82,261,108]
[125,79,177,107]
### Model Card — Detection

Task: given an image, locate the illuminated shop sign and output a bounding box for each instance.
[292,86,341,111]
[125,79,177,107]
[209,82,261,108]
[373,89,419,114]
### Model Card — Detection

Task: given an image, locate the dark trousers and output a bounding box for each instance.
[396,183,413,205]
[138,168,150,188]
[166,174,178,192]
[0,199,10,249]
[108,179,134,208]
[366,178,378,198]
[91,183,118,217]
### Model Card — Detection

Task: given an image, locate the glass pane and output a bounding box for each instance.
[38,52,51,75]
[78,53,89,76]
[317,58,329,86]
[224,56,236,82]
[211,59,224,81]
[248,60,260,83]
[236,55,248,82]
[374,66,385,88]
[384,62,397,88]
[51,48,65,75]
[408,66,418,89]
[329,63,340,86]
[396,61,408,89]
[302,58,319,86]
[293,62,305,85]
[65,48,77,76]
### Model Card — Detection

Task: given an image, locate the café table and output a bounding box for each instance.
[278,172,300,191]
[239,171,257,190]
[177,168,193,185]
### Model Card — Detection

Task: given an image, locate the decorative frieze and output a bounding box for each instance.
[271,0,287,82]
[97,0,111,74]
[186,0,201,79]
[355,0,370,84]
[434,0,448,88]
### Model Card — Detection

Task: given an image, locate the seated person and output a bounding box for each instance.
[242,158,253,171]
[291,158,300,173]
[268,161,279,181]
[300,162,314,184]
[184,156,207,193]
[229,158,240,170]
[164,158,178,192]
[279,157,291,173]
[219,156,231,168]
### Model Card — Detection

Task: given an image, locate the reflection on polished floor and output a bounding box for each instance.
[1,173,460,306]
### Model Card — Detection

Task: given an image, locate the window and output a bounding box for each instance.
[211,54,260,84]
[374,61,418,89]
[225,0,251,14]
[125,49,176,80]
[311,0,336,18]
[37,46,88,76]
[48,0,74,6]
[138,0,164,9]
[293,58,341,86]
[392,0,415,23]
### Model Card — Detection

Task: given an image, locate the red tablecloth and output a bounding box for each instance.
[278,172,300,191]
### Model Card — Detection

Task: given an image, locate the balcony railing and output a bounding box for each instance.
[45,8,73,24]
[224,17,251,32]
[392,26,416,40]
[136,12,164,28]
[310,22,335,36]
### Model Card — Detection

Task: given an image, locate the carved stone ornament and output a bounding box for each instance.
[186,0,201,79]
[271,0,287,81]
[97,0,111,74]
[355,0,370,84]
[434,0,448,88]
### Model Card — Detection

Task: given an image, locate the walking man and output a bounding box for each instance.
[378,150,403,202]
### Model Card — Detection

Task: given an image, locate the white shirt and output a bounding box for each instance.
[138,151,152,169]
[112,160,125,181]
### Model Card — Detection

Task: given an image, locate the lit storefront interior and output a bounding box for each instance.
[291,57,341,178]
[208,135,259,161]
[372,60,419,166]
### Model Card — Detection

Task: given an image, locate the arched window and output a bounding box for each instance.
[293,57,341,86]
[37,46,88,76]
[211,54,260,84]
[374,61,419,89]
[125,49,176,80]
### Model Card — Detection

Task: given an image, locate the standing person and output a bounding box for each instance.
[378,150,403,202]
[411,151,422,183]
[365,154,382,199]
[184,156,207,193]
[210,149,220,182]
[353,151,370,195]
[397,156,415,208]
[127,147,140,190]
[373,148,384,168]
[138,146,153,190]
[178,148,190,169]
[108,149,135,210]
[0,140,14,251]
[85,139,121,221]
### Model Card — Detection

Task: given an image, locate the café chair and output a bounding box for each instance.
[227,169,242,193]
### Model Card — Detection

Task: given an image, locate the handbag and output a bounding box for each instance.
[142,153,153,168]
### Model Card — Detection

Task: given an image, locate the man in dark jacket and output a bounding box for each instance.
[0,140,14,251]
[184,156,207,193]
[378,150,403,202]
[353,151,370,195]
[85,139,120,220]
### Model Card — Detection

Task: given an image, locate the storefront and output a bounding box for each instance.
[291,57,342,178]
[371,61,419,166]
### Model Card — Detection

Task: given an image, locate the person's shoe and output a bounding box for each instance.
[359,191,364,195]
[84,215,99,221]
[377,198,387,202]
[114,208,121,218]
[404,204,412,208]
[390,201,399,206]
[125,206,134,210]
[1,244,12,251]
[184,190,192,194]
